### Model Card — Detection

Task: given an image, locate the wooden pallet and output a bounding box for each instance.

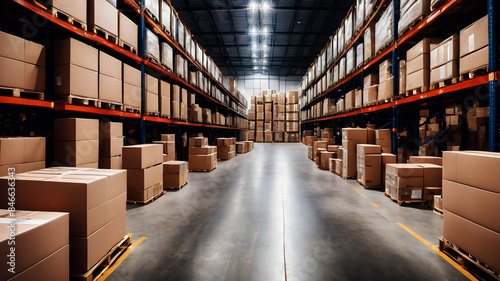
[49,7,87,31]
[127,190,166,205]
[118,40,137,55]
[406,85,428,97]
[98,100,123,111]
[439,237,500,281]
[459,66,488,82]
[0,87,44,100]
[144,112,160,117]
[376,41,393,56]
[357,179,381,189]
[57,95,98,107]
[71,234,132,281]
[431,0,448,11]
[164,181,188,190]
[144,8,159,24]
[90,25,118,44]
[146,55,160,65]
[430,77,457,91]
[124,107,141,114]
[189,167,216,172]
[389,197,427,206]
[433,207,443,215]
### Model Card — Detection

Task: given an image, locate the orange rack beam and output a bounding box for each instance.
[0,97,53,108]
[143,116,241,130]
[53,103,141,118]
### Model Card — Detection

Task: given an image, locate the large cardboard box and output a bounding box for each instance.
[459,15,488,58]
[188,137,208,147]
[406,68,430,92]
[163,171,188,189]
[378,77,393,101]
[122,144,163,169]
[409,156,442,165]
[55,38,97,71]
[99,51,121,80]
[100,122,122,139]
[55,118,99,141]
[0,31,25,61]
[123,64,141,86]
[342,128,367,142]
[146,91,159,113]
[188,153,217,171]
[152,140,175,155]
[460,46,488,75]
[8,245,69,281]
[0,57,25,89]
[127,164,163,190]
[145,74,158,94]
[189,146,217,155]
[23,137,45,163]
[99,155,122,169]
[99,74,122,103]
[0,210,69,281]
[417,163,442,187]
[24,63,45,92]
[46,0,87,24]
[430,60,458,84]
[0,138,25,165]
[171,100,180,118]
[99,137,123,157]
[118,12,138,50]
[443,210,500,273]
[54,140,99,166]
[55,64,98,98]
[123,83,141,109]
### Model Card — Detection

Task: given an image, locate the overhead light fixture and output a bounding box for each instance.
[249,2,258,10]
[250,27,257,35]
[262,2,271,10]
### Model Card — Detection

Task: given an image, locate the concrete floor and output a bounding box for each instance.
[108,143,469,281]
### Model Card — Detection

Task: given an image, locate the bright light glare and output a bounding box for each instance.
[262,2,270,10]
[250,27,257,34]
[249,2,258,10]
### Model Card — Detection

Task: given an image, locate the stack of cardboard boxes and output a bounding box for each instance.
[378,59,393,102]
[418,109,440,156]
[54,118,99,168]
[357,144,382,188]
[0,137,45,176]
[98,50,122,107]
[243,141,254,152]
[123,144,164,202]
[320,145,339,170]
[123,63,141,112]
[459,16,488,78]
[188,137,217,171]
[153,134,176,162]
[160,81,171,117]
[0,166,127,275]
[375,129,392,153]
[0,210,69,280]
[236,142,248,154]
[285,91,300,142]
[163,161,188,189]
[217,138,236,160]
[442,151,500,274]
[430,35,459,86]
[405,38,441,94]
[342,128,367,179]
[145,74,159,115]
[274,92,286,142]
[99,122,123,169]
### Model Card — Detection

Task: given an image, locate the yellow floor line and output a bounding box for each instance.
[98,236,148,281]
[361,194,368,199]
[345,182,359,192]
[370,202,380,208]
[397,223,477,281]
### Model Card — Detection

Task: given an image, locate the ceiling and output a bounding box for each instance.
[171,0,355,77]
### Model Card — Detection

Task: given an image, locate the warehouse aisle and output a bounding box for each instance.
[109,143,469,281]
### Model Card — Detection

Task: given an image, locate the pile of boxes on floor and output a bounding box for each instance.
[301,14,489,121]
[247,90,300,142]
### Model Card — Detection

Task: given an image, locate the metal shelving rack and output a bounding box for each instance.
[300,0,500,157]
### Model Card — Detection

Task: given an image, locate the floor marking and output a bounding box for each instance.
[370,202,380,208]
[98,236,148,281]
[345,182,359,192]
[361,194,368,199]
[397,223,478,281]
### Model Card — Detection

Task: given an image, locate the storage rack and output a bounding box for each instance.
[300,0,500,158]
[0,0,248,161]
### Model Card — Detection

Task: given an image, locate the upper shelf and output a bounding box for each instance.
[302,0,465,109]
[302,74,491,124]
[143,116,243,130]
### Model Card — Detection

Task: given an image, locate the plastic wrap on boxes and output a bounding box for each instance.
[364,23,375,61]
[398,0,430,36]
[176,54,184,78]
[338,24,345,54]
[334,64,339,84]
[346,47,355,75]
[375,0,394,53]
[339,57,346,80]
[327,38,333,67]
[345,9,354,46]
[365,0,377,18]
[356,43,364,68]
[145,0,159,21]
[146,28,160,61]
[430,35,459,69]
[332,34,338,62]
[178,22,185,48]
[161,1,171,33]
[356,0,365,31]
[185,30,191,55]
[161,42,173,70]
[171,9,178,42]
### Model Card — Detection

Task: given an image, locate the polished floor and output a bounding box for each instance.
[109,143,469,281]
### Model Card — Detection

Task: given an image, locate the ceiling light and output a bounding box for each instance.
[252,44,258,50]
[262,2,271,10]
[249,2,258,10]
[250,27,257,34]
[253,66,259,70]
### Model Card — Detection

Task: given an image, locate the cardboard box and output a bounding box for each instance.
[342,128,367,142]
[99,156,122,169]
[434,194,443,209]
[163,161,188,174]
[189,146,217,155]
[152,140,175,155]
[188,153,217,171]
[406,68,430,92]
[0,210,69,281]
[146,91,159,113]
[430,60,458,84]
[8,244,69,281]
[99,51,121,80]
[100,122,122,139]
[287,91,298,104]
[145,74,158,94]
[127,183,162,202]
[171,100,180,118]
[70,211,126,273]
[161,134,175,142]
[335,159,343,174]
[55,64,98,99]
[459,15,488,58]
[46,0,87,23]
[430,35,459,69]
[24,63,45,92]
[460,46,488,75]
[123,83,141,108]
[99,137,123,157]
[163,153,175,162]
[54,140,99,166]
[443,210,500,273]
[417,163,442,187]
[99,74,122,103]
[123,64,140,86]
[320,151,335,170]
[118,12,138,50]
[188,137,208,147]
[378,77,393,101]
[407,53,430,75]
[55,38,97,71]
[55,118,99,141]
[127,163,163,190]
[409,156,442,165]
[0,57,24,89]
[0,31,25,61]
[396,186,424,201]
[163,171,188,189]
[0,138,25,165]
[407,38,442,61]
[386,163,424,177]
[357,144,382,155]
[122,144,163,169]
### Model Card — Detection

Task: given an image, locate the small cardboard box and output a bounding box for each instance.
[127,163,163,190]
[55,118,99,141]
[188,153,217,171]
[99,155,122,169]
[55,38,97,71]
[99,137,123,157]
[122,144,163,169]
[100,122,123,139]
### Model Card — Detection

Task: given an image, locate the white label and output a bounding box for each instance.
[411,190,422,199]
[469,34,475,53]
[56,76,61,86]
[0,218,48,225]
[440,66,446,79]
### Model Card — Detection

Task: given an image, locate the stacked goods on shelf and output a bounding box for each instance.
[123,63,141,112]
[0,210,69,280]
[217,138,236,160]
[145,0,160,22]
[445,105,461,151]
[243,141,254,152]
[240,129,249,142]
[355,0,364,34]
[236,142,249,154]
[405,38,441,94]
[264,92,273,143]
[188,137,217,172]
[364,23,376,63]
[153,134,176,162]
[345,90,355,111]
[123,144,164,202]
[118,10,138,52]
[255,95,264,142]
[430,35,459,87]
[418,109,439,156]
[342,128,367,179]
[0,137,45,176]
[467,105,489,151]
[45,0,87,25]
[385,164,425,203]
[161,41,174,71]
[274,92,286,142]
[459,16,489,77]
[146,28,160,63]
[163,161,188,189]
[88,0,119,39]
[171,85,181,119]
[378,59,393,102]
[99,122,123,169]
[160,81,171,117]
[357,144,382,188]
[375,129,392,153]
[145,74,159,114]
[442,151,500,274]
[398,0,430,36]
[54,118,99,168]
[375,1,394,53]
[285,91,300,142]
[55,38,98,103]
[0,167,127,274]
[0,31,45,93]
[99,51,122,108]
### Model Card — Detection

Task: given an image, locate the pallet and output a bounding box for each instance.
[357,179,380,189]
[71,234,132,281]
[145,55,160,65]
[433,207,443,215]
[189,167,216,172]
[98,100,123,111]
[405,85,428,97]
[0,87,44,100]
[430,77,457,90]
[398,15,424,37]
[49,7,87,31]
[389,196,427,206]
[363,101,378,108]
[439,237,500,281]
[127,190,166,205]
[431,0,448,11]
[164,182,188,190]
[144,112,160,117]
[90,25,118,45]
[376,41,393,56]
[144,8,159,24]
[57,95,98,107]
[124,107,141,114]
[118,40,137,55]
[459,66,488,82]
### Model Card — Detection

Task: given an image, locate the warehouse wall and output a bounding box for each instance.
[224,74,301,103]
